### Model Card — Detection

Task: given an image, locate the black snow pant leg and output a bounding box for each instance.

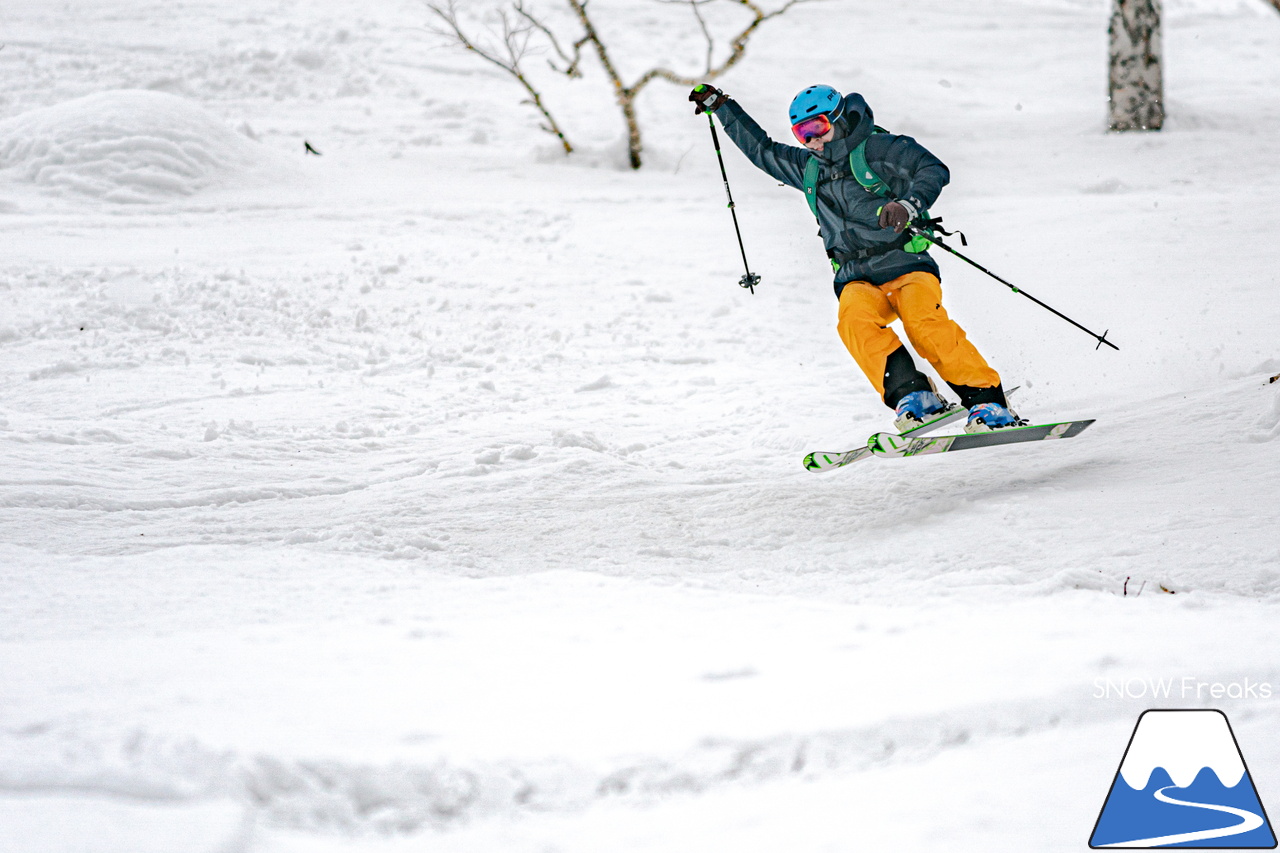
[948,381,1008,409]
[882,346,933,410]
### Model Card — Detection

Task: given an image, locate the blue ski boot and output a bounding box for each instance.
[965,402,1023,433]
[894,389,950,432]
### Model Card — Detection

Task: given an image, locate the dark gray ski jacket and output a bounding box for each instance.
[711,93,950,297]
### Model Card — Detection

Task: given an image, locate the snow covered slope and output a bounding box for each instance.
[0,90,290,202]
[1,0,1278,850]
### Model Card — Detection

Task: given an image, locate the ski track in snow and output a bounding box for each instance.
[2,0,1280,849]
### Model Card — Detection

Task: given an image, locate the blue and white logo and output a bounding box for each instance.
[1090,710,1276,848]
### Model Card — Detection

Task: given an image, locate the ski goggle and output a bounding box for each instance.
[791,113,833,143]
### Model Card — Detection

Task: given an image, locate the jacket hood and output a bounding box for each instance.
[817,92,875,163]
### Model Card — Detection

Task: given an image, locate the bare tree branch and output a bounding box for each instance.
[653,0,718,75]
[562,0,644,166]
[513,1,587,77]
[692,1,716,73]
[636,0,822,91]
[431,0,817,168]
[427,0,574,154]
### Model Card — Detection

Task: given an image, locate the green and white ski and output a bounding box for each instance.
[803,404,966,472]
[867,419,1095,458]
[802,387,1028,473]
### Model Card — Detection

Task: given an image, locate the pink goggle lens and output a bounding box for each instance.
[791,114,833,144]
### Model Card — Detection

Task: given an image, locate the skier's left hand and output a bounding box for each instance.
[878,200,917,234]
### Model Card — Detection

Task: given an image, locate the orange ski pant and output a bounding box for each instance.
[836,271,1000,400]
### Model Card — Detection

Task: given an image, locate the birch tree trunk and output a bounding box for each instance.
[1108,0,1164,131]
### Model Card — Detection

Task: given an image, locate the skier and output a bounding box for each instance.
[689,83,1021,433]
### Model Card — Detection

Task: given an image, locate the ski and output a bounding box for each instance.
[802,404,965,472]
[802,386,1022,473]
[867,419,1095,458]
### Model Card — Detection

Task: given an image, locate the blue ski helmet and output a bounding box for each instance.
[788,84,843,125]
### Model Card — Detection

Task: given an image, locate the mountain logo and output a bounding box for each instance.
[1090,709,1276,848]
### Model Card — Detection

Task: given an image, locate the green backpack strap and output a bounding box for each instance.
[849,135,893,197]
[803,157,821,219]
[802,128,933,255]
[803,128,889,219]
[852,129,934,253]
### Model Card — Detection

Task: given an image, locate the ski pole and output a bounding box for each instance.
[910,222,1119,351]
[704,113,760,294]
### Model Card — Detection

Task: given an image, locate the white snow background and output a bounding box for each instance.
[2,0,1279,850]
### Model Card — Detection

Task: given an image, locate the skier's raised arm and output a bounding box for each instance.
[690,85,809,190]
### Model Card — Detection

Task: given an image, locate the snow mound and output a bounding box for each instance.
[0,90,281,203]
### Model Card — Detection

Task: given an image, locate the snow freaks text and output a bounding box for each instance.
[1094,677,1275,701]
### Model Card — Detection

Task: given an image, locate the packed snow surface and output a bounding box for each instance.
[1,0,1279,851]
